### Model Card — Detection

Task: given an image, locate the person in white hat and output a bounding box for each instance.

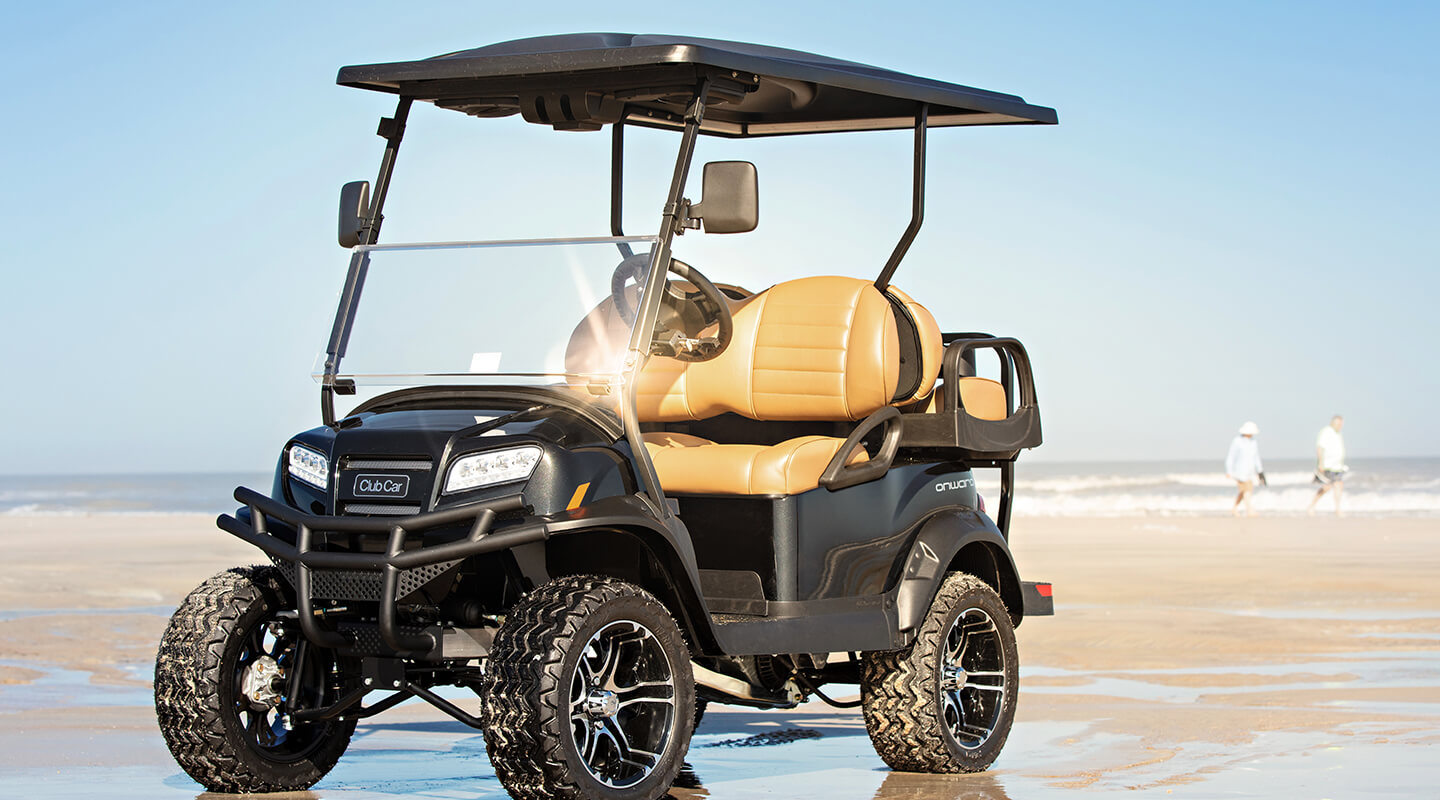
[1225,421,1265,517]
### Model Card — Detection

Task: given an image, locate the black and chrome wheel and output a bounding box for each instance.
[860,572,1019,773]
[154,566,355,792]
[482,575,695,800]
[938,603,1010,751]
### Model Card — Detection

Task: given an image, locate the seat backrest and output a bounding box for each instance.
[638,276,903,422]
[884,286,944,405]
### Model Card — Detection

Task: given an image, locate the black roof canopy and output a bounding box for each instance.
[337,33,1057,136]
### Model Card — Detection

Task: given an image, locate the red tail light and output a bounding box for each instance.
[977,494,986,513]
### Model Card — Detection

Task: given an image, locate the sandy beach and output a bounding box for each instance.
[2,511,1437,798]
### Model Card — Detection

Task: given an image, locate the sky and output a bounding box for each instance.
[1,1,1437,474]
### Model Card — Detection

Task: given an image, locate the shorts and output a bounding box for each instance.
[1314,469,1346,485]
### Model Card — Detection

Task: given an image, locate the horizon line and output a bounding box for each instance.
[3,454,1438,479]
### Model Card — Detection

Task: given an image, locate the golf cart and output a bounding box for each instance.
[154,33,1056,800]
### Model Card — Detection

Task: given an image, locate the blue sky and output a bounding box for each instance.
[2,1,1437,474]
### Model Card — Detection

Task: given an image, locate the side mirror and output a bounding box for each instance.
[338,181,371,248]
[691,161,758,234]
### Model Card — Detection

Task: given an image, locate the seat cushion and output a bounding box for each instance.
[642,431,868,495]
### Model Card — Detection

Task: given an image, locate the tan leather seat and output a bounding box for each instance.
[566,275,944,495]
[635,276,917,495]
[924,377,1009,421]
[642,431,868,495]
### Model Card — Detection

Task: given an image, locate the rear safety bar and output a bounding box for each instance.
[217,487,546,655]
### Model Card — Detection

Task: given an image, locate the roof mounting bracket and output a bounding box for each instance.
[376,116,405,141]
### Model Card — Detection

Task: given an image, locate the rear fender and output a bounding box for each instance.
[894,510,1024,629]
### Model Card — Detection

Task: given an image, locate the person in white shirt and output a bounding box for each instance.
[1225,421,1265,517]
[1308,415,1347,516]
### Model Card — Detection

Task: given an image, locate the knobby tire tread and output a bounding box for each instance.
[480,574,690,800]
[154,565,351,792]
[859,572,1017,774]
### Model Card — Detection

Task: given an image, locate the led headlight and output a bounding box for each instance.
[444,446,541,494]
[287,445,330,490]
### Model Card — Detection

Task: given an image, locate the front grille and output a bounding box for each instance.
[344,503,422,516]
[344,458,434,471]
[339,455,433,518]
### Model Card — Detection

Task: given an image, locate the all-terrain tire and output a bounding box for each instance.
[860,572,1019,773]
[154,566,355,792]
[481,575,695,800]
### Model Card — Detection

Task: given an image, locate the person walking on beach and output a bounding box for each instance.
[1308,415,1348,516]
[1225,421,1265,517]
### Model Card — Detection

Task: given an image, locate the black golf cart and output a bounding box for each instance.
[154,33,1056,800]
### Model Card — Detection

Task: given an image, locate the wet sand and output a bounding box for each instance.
[2,512,1437,798]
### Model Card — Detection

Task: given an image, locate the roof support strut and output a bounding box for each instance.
[610,120,634,259]
[874,104,928,291]
[619,80,713,519]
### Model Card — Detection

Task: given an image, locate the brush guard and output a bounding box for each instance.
[217,487,547,656]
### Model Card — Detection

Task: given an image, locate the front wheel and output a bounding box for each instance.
[481,575,695,800]
[860,572,1019,773]
[154,566,355,792]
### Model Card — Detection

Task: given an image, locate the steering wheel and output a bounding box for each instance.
[610,253,733,362]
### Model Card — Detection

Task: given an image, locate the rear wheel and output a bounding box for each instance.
[860,572,1019,773]
[482,575,695,800]
[154,566,355,792]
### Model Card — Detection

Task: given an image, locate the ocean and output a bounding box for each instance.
[996,457,1440,517]
[1,459,1437,518]
[0,472,271,516]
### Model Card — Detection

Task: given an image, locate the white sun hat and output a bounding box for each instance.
[1239,421,1259,436]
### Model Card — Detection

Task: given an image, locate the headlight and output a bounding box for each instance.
[444,446,542,494]
[288,445,330,490]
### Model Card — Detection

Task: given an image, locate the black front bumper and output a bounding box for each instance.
[218,487,548,655]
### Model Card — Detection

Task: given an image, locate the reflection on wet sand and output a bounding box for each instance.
[871,772,1013,800]
[199,793,319,800]
[670,757,1015,800]
[670,764,706,796]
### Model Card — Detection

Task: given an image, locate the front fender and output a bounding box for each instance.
[537,496,719,653]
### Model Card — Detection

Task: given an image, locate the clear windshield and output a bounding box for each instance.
[316,236,660,412]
